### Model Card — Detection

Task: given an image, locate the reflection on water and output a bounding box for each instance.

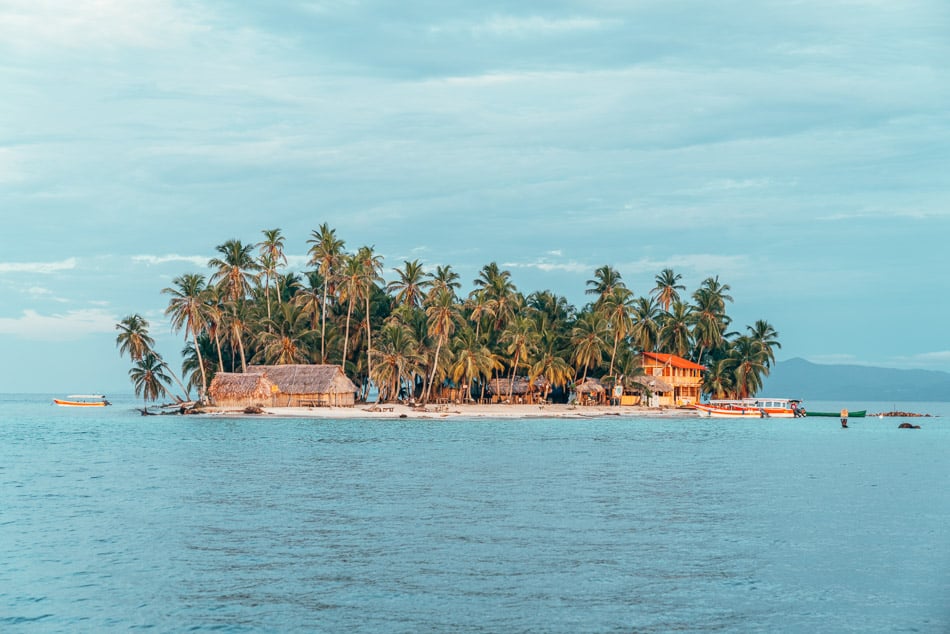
[1,395,948,632]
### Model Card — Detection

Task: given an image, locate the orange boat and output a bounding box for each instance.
[694,398,802,418]
[53,395,111,407]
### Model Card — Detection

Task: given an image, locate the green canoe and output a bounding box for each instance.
[805,410,866,418]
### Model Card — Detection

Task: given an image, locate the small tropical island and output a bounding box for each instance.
[115,225,782,417]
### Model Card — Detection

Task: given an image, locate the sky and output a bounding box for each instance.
[1,0,949,394]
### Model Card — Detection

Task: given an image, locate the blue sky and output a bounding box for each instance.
[1,0,949,394]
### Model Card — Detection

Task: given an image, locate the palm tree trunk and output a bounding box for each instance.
[608,334,619,379]
[342,299,354,372]
[192,331,208,396]
[365,295,373,392]
[321,282,329,363]
[237,333,247,372]
[214,332,224,373]
[423,337,444,405]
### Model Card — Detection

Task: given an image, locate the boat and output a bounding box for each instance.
[53,394,111,407]
[805,410,866,418]
[694,398,802,418]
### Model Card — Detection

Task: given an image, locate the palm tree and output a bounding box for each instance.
[307,223,346,363]
[703,357,735,399]
[209,239,259,302]
[585,265,625,304]
[658,300,694,358]
[293,270,324,356]
[571,312,609,382]
[450,326,501,402]
[370,323,424,402]
[224,299,252,372]
[129,352,172,410]
[428,264,461,298]
[599,286,635,378]
[500,315,540,401]
[387,259,430,309]
[163,273,210,396]
[652,268,685,312]
[473,262,518,332]
[254,303,314,365]
[258,228,287,315]
[423,288,459,403]
[747,319,781,369]
[181,336,216,396]
[529,344,574,402]
[727,335,769,398]
[698,275,733,312]
[630,297,661,353]
[691,286,730,365]
[355,246,384,382]
[337,254,364,371]
[115,314,155,361]
[203,285,227,373]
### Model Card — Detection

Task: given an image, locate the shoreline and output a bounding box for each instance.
[197,403,697,420]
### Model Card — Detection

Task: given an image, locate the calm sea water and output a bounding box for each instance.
[2,394,948,633]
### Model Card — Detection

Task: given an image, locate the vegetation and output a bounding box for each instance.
[115,227,781,404]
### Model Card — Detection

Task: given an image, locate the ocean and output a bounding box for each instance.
[2,394,948,632]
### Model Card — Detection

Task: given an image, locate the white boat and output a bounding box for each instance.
[53,394,111,407]
[694,398,802,418]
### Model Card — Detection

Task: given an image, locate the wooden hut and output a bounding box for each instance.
[487,376,550,404]
[574,378,607,405]
[208,372,278,408]
[246,364,358,407]
[622,375,675,407]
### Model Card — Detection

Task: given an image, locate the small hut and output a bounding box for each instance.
[625,375,675,407]
[246,364,357,407]
[574,378,607,405]
[488,376,550,404]
[208,372,278,408]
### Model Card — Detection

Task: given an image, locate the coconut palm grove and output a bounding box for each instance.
[115,225,781,406]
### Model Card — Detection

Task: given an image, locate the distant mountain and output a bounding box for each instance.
[760,358,950,402]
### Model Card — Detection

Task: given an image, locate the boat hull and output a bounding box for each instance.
[694,404,794,418]
[805,410,866,418]
[53,399,109,407]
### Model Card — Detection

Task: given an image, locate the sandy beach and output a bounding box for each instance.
[198,403,696,420]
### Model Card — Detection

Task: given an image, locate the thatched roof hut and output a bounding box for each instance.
[630,375,675,394]
[574,378,607,405]
[488,376,551,403]
[208,372,277,408]
[247,364,358,407]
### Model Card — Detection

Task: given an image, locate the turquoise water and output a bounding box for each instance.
[2,394,948,632]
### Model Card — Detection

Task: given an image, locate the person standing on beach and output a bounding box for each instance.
[840,408,848,428]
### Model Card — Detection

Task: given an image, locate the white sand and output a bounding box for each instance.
[199,402,695,420]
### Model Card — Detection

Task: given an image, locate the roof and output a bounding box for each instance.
[246,364,358,394]
[640,352,706,371]
[488,376,549,395]
[208,372,276,399]
[630,375,675,393]
[574,378,606,394]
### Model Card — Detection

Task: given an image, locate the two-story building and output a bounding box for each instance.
[637,352,706,406]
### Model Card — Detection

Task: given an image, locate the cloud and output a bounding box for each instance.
[0,308,116,340]
[503,259,591,274]
[0,0,207,53]
[132,254,209,267]
[473,15,618,37]
[0,258,77,274]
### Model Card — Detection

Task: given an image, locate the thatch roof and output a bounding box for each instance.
[208,372,276,401]
[574,378,606,394]
[246,364,357,394]
[631,375,675,393]
[488,376,550,395]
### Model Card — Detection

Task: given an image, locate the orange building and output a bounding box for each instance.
[638,352,706,406]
